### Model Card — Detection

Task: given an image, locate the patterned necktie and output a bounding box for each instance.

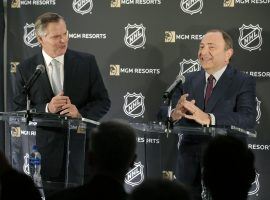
[204,75,215,107]
[51,59,62,95]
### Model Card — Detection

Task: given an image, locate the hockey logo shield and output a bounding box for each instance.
[124,24,146,49]
[23,153,30,175]
[125,162,144,187]
[123,92,145,118]
[73,0,93,15]
[23,23,39,48]
[179,59,201,75]
[248,172,260,196]
[180,0,203,15]
[256,97,261,123]
[239,24,262,51]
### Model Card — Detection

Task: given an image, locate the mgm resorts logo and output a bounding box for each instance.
[179,59,201,75]
[180,0,203,15]
[165,31,203,43]
[109,64,160,76]
[72,0,93,15]
[123,92,145,118]
[11,0,56,7]
[238,24,262,51]
[125,162,144,186]
[124,24,146,49]
[23,23,39,48]
[224,0,270,7]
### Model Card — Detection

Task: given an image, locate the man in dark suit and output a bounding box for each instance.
[48,120,137,200]
[158,29,256,200]
[13,12,110,184]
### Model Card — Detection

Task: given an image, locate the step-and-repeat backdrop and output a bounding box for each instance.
[6,0,270,198]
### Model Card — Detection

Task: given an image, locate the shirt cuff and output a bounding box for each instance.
[208,113,215,125]
[45,103,49,113]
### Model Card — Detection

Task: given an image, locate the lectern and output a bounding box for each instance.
[124,122,257,193]
[0,111,97,194]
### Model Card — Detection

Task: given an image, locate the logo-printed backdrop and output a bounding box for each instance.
[5,0,270,198]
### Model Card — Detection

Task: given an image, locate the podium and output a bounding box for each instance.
[124,122,257,192]
[0,111,97,194]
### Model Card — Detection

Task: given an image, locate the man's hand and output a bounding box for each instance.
[171,94,195,121]
[60,102,81,118]
[181,100,211,126]
[48,92,69,113]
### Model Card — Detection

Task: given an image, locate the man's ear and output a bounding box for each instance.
[36,35,43,45]
[225,48,234,63]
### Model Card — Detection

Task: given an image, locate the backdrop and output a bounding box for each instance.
[5,0,270,199]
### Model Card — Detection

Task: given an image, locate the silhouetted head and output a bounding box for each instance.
[202,135,256,200]
[129,179,191,200]
[88,119,137,181]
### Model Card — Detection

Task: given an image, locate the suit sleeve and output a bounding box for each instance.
[78,55,111,120]
[213,76,257,129]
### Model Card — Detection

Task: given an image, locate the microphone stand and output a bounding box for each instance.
[164,97,173,137]
[24,86,32,124]
[163,79,184,137]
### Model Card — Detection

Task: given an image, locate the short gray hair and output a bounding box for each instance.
[35,12,65,37]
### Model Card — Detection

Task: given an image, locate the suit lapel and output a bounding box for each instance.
[192,71,205,110]
[204,66,234,112]
[36,52,55,99]
[63,49,76,96]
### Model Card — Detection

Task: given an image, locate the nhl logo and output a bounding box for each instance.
[256,97,261,123]
[248,172,260,196]
[179,59,201,75]
[23,153,30,175]
[72,0,93,15]
[123,92,145,118]
[180,0,203,15]
[125,162,144,187]
[124,24,146,49]
[238,24,262,51]
[23,23,39,48]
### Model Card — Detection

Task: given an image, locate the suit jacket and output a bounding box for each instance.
[159,65,256,130]
[13,49,111,179]
[47,174,127,200]
[13,49,110,120]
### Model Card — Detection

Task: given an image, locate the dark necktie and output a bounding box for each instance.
[204,75,215,107]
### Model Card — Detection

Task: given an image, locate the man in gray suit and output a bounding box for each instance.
[13,12,110,183]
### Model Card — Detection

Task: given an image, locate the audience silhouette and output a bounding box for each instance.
[129,178,191,200]
[0,150,41,200]
[202,135,256,200]
[48,119,137,200]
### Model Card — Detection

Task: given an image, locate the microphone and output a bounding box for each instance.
[163,74,185,99]
[24,64,45,92]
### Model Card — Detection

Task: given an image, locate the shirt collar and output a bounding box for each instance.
[42,50,64,66]
[205,65,227,82]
